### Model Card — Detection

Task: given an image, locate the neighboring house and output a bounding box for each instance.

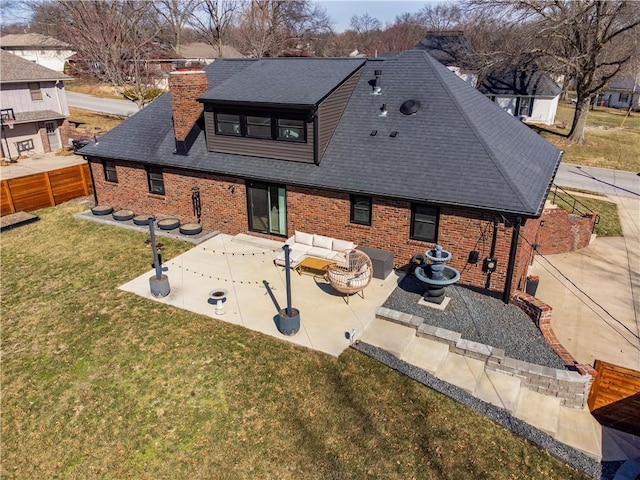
[0,33,75,72]
[179,42,243,63]
[415,32,561,125]
[79,49,562,301]
[598,74,640,111]
[0,50,71,159]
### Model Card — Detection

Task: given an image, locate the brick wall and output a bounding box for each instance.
[536,206,596,254]
[37,122,50,153]
[90,161,247,233]
[168,69,208,142]
[91,160,537,296]
[287,186,529,295]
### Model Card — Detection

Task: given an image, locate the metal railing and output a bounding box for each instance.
[0,108,15,123]
[548,184,600,227]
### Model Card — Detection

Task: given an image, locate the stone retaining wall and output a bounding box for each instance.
[375,306,594,409]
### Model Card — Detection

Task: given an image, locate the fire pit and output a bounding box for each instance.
[209,289,228,315]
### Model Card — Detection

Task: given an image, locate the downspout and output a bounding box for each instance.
[85,156,99,206]
[54,79,63,114]
[502,217,522,304]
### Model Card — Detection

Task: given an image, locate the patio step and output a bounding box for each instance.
[362,314,604,462]
[232,233,283,251]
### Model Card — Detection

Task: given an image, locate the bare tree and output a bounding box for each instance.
[235,0,332,57]
[56,0,165,109]
[468,0,640,143]
[418,2,465,31]
[349,13,381,55]
[189,0,239,57]
[153,0,199,54]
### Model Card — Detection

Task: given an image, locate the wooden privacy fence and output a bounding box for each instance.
[1,164,93,216]
[587,360,640,436]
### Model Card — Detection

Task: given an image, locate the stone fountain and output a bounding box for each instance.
[414,245,460,305]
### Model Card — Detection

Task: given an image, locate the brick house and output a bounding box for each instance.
[79,49,562,301]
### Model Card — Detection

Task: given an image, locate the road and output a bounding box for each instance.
[66,91,140,117]
[555,163,640,198]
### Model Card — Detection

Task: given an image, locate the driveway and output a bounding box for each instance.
[530,163,640,371]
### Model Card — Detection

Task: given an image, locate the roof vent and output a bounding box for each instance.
[370,130,378,136]
[372,70,382,94]
[400,99,421,115]
[379,103,387,117]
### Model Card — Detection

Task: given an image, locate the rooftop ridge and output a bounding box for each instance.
[417,50,533,213]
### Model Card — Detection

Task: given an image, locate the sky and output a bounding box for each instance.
[0,0,435,32]
[319,1,433,32]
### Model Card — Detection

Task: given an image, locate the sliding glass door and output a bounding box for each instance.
[247,181,287,236]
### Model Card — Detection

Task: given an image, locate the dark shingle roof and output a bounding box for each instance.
[80,50,561,217]
[415,33,561,98]
[199,58,366,106]
[0,50,71,83]
[478,66,562,97]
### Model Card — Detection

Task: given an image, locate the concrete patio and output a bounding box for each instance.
[119,233,400,357]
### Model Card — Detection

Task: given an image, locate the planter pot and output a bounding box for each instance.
[91,205,113,216]
[179,222,202,235]
[277,308,300,336]
[525,278,539,296]
[133,215,153,226]
[113,209,135,221]
[149,274,170,298]
[157,218,180,230]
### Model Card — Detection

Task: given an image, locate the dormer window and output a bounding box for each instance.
[213,111,307,143]
[216,113,241,135]
[277,119,304,142]
[246,115,271,138]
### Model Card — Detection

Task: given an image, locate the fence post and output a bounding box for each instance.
[43,172,55,207]
[1,180,16,214]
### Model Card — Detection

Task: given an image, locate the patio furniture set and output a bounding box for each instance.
[274,230,388,303]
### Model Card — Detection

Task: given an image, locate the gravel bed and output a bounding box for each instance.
[352,342,601,479]
[383,275,567,369]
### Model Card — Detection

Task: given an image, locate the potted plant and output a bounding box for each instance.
[525,274,539,296]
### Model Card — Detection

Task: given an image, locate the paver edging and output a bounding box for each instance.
[375,306,592,409]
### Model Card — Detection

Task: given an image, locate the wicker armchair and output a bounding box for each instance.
[326,249,373,303]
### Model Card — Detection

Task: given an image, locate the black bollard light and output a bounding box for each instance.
[276,244,300,335]
[148,217,170,297]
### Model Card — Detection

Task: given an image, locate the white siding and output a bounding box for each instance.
[0,81,69,116]
[529,96,558,125]
[8,49,75,72]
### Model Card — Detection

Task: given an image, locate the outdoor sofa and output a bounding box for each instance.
[274,230,356,268]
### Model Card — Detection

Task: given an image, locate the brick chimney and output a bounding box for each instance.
[168,65,209,155]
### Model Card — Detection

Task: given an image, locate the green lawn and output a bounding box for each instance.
[1,202,590,479]
[535,103,640,172]
[549,188,623,237]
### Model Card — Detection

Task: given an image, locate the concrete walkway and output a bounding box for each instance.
[528,195,640,372]
[359,318,640,463]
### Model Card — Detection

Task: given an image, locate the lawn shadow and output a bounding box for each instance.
[526,123,567,139]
